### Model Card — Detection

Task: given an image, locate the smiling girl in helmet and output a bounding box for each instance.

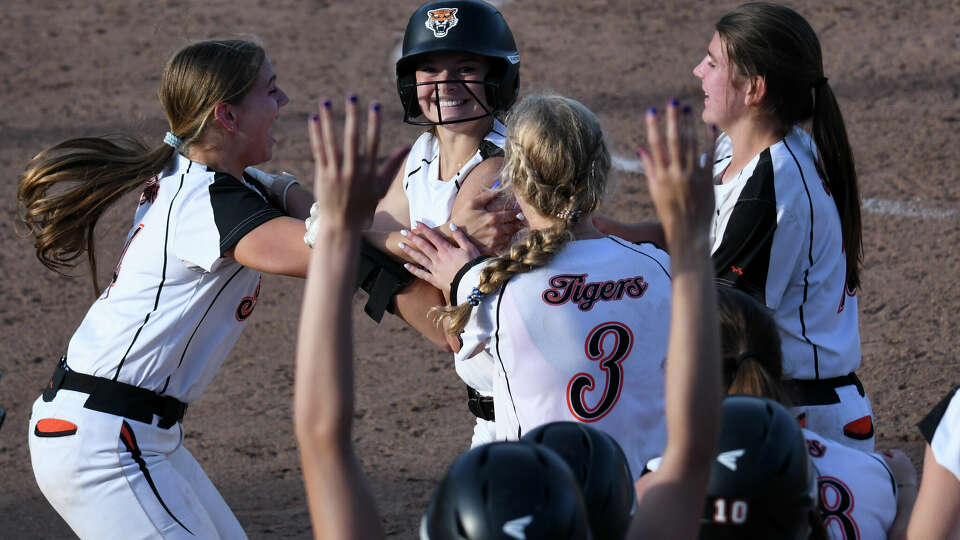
[362,0,525,447]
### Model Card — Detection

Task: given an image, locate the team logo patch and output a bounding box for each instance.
[425,8,459,38]
[807,438,827,458]
[717,448,746,471]
[236,278,261,322]
[139,176,159,205]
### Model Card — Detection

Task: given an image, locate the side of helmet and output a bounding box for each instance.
[397,0,520,124]
[420,441,591,540]
[522,422,636,540]
[699,396,817,540]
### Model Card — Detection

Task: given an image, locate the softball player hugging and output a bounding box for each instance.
[403,94,675,477]
[19,39,328,539]
[364,0,524,447]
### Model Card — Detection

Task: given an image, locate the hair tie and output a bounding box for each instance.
[735,351,757,368]
[467,287,485,307]
[812,76,828,89]
[163,131,183,149]
[556,209,583,223]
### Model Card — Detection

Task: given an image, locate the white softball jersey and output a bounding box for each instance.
[402,119,506,227]
[403,120,506,447]
[64,153,280,402]
[453,236,671,477]
[919,387,960,483]
[29,153,282,539]
[711,128,860,381]
[803,428,897,540]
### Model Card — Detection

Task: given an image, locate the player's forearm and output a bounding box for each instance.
[661,246,720,477]
[362,229,413,262]
[294,225,361,443]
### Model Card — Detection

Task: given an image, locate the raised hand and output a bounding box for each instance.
[307,96,409,233]
[638,102,716,257]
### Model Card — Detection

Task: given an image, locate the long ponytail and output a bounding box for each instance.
[18,137,174,293]
[811,82,861,289]
[16,39,266,294]
[717,2,862,289]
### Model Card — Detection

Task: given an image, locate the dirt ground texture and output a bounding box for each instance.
[1,0,957,537]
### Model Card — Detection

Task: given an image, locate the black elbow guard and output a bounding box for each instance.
[356,240,415,322]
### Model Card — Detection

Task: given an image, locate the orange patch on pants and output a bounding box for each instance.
[843,415,874,440]
[35,418,78,437]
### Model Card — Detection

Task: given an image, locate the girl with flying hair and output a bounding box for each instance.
[401,94,682,478]
[601,2,873,451]
[19,39,405,539]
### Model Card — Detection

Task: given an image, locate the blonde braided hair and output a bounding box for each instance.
[435,94,611,334]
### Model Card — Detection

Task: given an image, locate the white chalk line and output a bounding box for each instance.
[861,198,956,219]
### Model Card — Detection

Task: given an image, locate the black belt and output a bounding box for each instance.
[782,372,865,407]
[466,385,495,421]
[43,358,187,429]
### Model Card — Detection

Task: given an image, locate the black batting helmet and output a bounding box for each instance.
[522,422,636,540]
[397,0,520,125]
[699,396,817,540]
[420,441,591,540]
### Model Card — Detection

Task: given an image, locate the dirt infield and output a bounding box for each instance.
[1,1,957,537]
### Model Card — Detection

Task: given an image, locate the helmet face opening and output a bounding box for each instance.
[399,79,499,126]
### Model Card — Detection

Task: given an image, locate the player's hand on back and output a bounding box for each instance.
[307,95,409,233]
[638,101,716,259]
[401,221,480,296]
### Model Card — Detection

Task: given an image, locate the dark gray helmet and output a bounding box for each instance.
[420,441,591,540]
[699,396,817,540]
[522,422,636,540]
[397,0,520,125]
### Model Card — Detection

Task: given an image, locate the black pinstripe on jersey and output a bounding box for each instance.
[112,161,191,381]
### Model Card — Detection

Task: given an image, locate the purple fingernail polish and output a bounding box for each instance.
[349,94,358,104]
[311,113,318,122]
[323,99,331,109]
[670,98,679,107]
[372,102,381,111]
[682,105,692,115]
[648,107,656,115]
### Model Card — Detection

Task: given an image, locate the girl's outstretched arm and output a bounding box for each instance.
[294,96,406,540]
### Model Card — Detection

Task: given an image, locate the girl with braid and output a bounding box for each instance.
[402,94,681,477]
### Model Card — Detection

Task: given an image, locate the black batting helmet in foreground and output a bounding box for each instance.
[420,441,591,540]
[699,396,817,539]
[522,422,636,540]
[396,0,520,124]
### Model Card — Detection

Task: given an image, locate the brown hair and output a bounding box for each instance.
[716,286,791,405]
[17,39,266,293]
[436,94,610,333]
[717,2,862,290]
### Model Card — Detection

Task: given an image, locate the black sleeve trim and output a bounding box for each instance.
[451,255,490,306]
[209,172,284,255]
[711,151,778,303]
[479,140,504,160]
[918,387,959,444]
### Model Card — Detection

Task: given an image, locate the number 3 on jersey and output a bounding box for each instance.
[566,322,632,422]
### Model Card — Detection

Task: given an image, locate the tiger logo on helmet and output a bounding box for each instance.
[425,8,459,38]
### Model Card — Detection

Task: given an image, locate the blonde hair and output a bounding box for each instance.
[17,39,265,294]
[437,94,611,334]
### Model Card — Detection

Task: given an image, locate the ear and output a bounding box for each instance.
[744,75,767,107]
[213,102,238,134]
